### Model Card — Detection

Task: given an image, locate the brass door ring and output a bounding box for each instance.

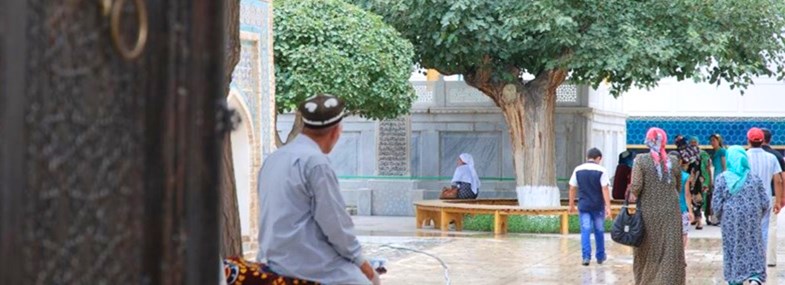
[110,0,148,60]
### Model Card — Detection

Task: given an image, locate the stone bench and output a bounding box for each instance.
[414,199,634,235]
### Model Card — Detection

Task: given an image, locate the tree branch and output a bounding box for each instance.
[274,112,284,148]
[285,112,304,145]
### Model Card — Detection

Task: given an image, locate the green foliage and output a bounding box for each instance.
[462,214,612,234]
[354,0,785,95]
[274,0,416,119]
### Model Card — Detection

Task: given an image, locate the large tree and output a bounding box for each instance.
[273,0,416,146]
[355,0,785,206]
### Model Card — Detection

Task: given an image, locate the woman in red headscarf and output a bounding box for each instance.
[628,127,686,284]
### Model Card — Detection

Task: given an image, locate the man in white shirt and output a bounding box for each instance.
[746,127,782,267]
[568,148,612,266]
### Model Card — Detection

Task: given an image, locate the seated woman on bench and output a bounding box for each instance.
[451,153,481,199]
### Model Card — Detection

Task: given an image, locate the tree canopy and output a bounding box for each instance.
[274,0,416,120]
[354,0,785,95]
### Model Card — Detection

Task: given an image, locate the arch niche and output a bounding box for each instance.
[227,90,258,247]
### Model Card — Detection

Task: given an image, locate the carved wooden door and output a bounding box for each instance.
[1,1,228,284]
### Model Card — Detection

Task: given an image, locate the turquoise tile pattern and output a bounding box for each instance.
[627,117,785,146]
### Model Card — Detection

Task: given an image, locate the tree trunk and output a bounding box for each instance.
[220,0,243,258]
[219,136,243,257]
[274,111,304,147]
[494,70,566,207]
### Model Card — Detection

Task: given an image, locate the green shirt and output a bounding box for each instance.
[699,150,712,186]
[712,148,727,179]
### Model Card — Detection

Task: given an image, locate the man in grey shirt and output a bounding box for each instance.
[257,94,376,284]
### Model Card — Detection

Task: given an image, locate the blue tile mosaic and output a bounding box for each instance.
[627,117,785,146]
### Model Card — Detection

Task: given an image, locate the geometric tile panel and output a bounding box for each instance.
[234,39,261,122]
[627,117,785,146]
[412,84,433,104]
[556,84,578,103]
[240,0,266,26]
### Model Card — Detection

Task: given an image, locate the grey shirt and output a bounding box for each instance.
[257,135,369,285]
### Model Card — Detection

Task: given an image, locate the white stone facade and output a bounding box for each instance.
[622,76,785,117]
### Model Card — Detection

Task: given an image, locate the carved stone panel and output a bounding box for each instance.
[376,116,411,176]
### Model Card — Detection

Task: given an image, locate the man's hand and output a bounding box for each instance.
[605,207,611,219]
[781,200,785,212]
[569,204,577,214]
[628,193,637,203]
[360,261,375,282]
[774,203,781,215]
[371,272,381,285]
[688,211,695,223]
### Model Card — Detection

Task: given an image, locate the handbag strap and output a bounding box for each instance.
[623,193,641,211]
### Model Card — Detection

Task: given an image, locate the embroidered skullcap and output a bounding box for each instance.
[298,94,346,129]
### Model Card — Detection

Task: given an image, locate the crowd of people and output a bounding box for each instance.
[238,94,783,285]
[573,127,783,285]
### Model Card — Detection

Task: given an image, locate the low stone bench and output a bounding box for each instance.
[414,199,634,235]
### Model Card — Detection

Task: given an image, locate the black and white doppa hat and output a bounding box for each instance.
[298,94,346,129]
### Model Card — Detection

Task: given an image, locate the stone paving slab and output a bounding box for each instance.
[354,216,785,284]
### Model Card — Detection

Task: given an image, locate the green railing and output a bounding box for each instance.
[337,175,570,183]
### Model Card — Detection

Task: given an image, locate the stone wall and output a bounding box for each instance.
[276,80,627,216]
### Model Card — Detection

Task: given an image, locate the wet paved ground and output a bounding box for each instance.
[354,216,785,285]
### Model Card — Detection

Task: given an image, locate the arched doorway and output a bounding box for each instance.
[227,91,256,245]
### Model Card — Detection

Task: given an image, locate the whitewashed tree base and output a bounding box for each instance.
[516,186,561,208]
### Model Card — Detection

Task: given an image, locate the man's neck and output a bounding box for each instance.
[302,133,331,154]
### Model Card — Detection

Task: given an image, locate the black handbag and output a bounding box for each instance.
[611,198,644,247]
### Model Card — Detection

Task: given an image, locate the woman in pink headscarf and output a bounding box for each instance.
[628,127,686,284]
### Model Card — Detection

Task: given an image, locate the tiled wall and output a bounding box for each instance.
[230,0,274,257]
[627,117,785,146]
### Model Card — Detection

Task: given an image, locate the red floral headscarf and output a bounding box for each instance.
[645,127,671,182]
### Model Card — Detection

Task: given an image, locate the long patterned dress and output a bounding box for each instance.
[712,174,769,283]
[629,154,686,285]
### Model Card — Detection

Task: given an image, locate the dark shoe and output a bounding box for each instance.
[767,263,776,267]
[582,260,589,266]
[597,259,606,265]
[695,226,703,230]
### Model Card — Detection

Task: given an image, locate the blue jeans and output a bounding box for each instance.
[580,210,606,261]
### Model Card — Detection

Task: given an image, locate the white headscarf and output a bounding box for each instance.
[452,153,480,194]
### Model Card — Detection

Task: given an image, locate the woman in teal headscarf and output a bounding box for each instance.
[712,146,771,285]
